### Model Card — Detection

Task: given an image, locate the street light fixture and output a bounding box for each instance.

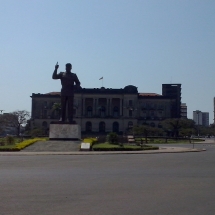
[196,110,200,137]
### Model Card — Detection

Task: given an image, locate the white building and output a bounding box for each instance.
[193,110,209,127]
[181,103,187,118]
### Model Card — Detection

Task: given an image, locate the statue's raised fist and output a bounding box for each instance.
[55,62,59,69]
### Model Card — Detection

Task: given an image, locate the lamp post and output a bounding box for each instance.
[196,110,200,137]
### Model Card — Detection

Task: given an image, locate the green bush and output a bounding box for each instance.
[83,137,98,147]
[30,128,45,137]
[0,138,5,146]
[15,138,46,150]
[5,136,15,145]
[0,138,46,151]
[92,143,159,151]
[81,137,98,151]
[106,132,118,144]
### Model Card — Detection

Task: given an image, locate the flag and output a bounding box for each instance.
[99,77,103,80]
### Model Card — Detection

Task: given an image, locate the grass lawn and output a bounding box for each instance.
[92,142,159,151]
[135,138,204,144]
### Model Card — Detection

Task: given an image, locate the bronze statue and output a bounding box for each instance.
[52,62,80,123]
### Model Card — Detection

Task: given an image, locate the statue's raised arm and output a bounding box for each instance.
[52,62,60,79]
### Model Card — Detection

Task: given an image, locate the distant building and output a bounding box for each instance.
[162,84,181,118]
[30,84,183,134]
[0,113,16,136]
[181,103,187,118]
[193,110,209,127]
[214,97,215,124]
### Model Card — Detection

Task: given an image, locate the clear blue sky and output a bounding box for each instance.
[1,0,215,123]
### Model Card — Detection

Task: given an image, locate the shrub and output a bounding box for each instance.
[5,136,15,145]
[30,128,45,137]
[92,143,159,151]
[106,132,118,144]
[0,140,5,146]
[83,138,98,147]
[0,138,46,151]
[15,138,46,150]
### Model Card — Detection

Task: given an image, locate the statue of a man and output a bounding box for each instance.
[52,63,81,123]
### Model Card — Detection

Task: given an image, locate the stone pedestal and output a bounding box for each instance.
[49,123,81,140]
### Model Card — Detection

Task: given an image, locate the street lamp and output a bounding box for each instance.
[196,110,200,137]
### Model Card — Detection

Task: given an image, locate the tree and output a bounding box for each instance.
[207,125,215,137]
[52,103,61,119]
[3,110,30,137]
[133,125,159,143]
[107,132,119,144]
[195,125,215,138]
[179,128,195,143]
[0,114,6,135]
[161,118,195,138]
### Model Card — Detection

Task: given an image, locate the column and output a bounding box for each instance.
[93,98,95,115]
[110,98,112,116]
[83,98,85,116]
[94,98,97,115]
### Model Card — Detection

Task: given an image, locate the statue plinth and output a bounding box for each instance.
[49,122,81,140]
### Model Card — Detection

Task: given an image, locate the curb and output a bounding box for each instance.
[0,147,206,156]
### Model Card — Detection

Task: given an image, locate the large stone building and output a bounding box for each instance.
[30,84,182,134]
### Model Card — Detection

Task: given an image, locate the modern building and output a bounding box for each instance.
[213,97,215,124]
[162,84,181,118]
[181,103,187,118]
[193,110,209,127]
[30,84,182,134]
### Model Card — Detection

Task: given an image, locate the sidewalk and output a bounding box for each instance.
[0,142,206,156]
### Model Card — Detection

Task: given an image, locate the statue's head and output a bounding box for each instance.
[65,63,72,72]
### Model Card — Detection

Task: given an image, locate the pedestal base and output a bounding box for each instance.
[49,124,81,140]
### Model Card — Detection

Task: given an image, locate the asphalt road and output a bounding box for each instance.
[0,143,215,215]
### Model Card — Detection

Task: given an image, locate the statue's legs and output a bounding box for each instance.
[60,96,67,122]
[68,96,74,123]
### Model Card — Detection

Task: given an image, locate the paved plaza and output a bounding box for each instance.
[0,141,215,215]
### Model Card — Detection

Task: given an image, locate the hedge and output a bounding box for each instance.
[92,143,159,151]
[0,138,46,151]
[82,138,98,147]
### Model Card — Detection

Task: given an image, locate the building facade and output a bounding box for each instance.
[181,103,187,118]
[30,84,182,134]
[214,97,215,124]
[193,110,209,127]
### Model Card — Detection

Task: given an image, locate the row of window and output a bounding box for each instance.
[86,106,120,117]
[41,121,122,133]
[38,102,166,111]
[41,120,162,133]
[37,105,167,119]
